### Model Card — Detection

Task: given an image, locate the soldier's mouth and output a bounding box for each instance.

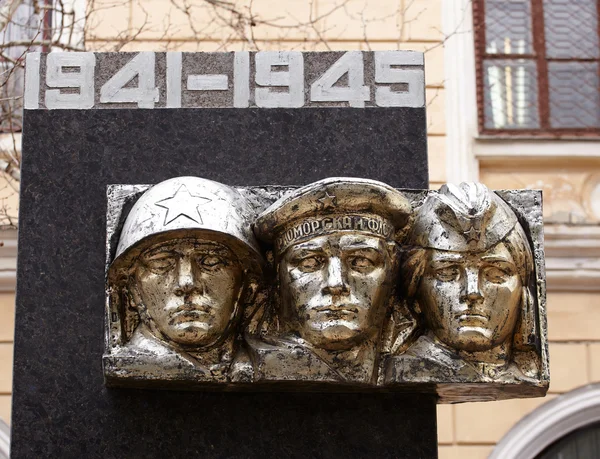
[456,312,488,322]
[172,304,213,316]
[316,305,359,314]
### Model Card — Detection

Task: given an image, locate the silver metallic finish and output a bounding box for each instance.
[249,178,412,385]
[113,176,262,261]
[104,177,263,386]
[384,183,548,402]
[103,178,548,403]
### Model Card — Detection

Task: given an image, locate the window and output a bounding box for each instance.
[0,0,49,132]
[489,384,600,459]
[536,421,600,459]
[473,0,600,136]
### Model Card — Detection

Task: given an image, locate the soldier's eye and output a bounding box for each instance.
[348,256,375,272]
[483,266,511,284]
[434,266,460,282]
[297,256,323,272]
[199,255,225,268]
[143,254,176,273]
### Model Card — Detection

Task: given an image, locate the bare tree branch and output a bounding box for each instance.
[0,0,453,229]
[0,0,24,33]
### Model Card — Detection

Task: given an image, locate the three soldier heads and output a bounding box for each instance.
[107,176,538,381]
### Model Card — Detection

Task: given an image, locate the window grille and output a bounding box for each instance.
[473,0,600,136]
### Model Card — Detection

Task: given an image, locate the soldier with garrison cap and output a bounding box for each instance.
[103,176,263,385]
[385,183,544,392]
[249,177,411,385]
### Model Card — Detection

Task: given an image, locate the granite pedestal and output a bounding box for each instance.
[11,108,436,458]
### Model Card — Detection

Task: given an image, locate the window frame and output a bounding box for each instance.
[490,384,600,459]
[472,0,600,138]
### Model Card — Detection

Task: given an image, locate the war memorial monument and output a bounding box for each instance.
[10,51,547,458]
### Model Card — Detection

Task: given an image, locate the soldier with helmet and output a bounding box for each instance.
[384,183,542,388]
[103,176,263,385]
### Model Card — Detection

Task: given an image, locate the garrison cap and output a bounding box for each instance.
[409,182,519,251]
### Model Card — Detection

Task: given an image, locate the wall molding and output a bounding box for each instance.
[476,139,600,159]
[544,224,600,291]
[0,229,17,293]
[442,0,479,183]
[0,418,8,459]
[490,384,600,459]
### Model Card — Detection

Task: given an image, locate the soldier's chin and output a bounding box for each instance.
[164,322,223,347]
[304,320,364,351]
[449,327,495,352]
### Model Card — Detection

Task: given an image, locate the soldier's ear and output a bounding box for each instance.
[386,241,399,266]
[244,279,259,303]
[412,299,422,315]
[128,277,142,310]
[514,284,536,350]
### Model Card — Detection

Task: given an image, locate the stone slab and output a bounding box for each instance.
[11,107,435,458]
[25,51,425,110]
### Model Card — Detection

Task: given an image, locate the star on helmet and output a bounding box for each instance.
[409,182,518,252]
[155,184,212,225]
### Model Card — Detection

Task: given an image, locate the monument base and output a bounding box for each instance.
[11,108,434,458]
[109,391,437,458]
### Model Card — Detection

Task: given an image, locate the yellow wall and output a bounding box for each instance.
[0,293,14,424]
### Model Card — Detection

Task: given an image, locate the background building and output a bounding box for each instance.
[0,0,599,457]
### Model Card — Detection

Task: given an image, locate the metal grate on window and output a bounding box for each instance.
[473,0,600,136]
[483,59,539,129]
[485,0,534,55]
[543,0,599,60]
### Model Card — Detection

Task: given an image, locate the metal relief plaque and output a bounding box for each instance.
[103,177,548,403]
[248,179,412,385]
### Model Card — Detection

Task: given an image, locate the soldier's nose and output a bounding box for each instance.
[461,267,483,303]
[322,257,350,296]
[174,257,197,296]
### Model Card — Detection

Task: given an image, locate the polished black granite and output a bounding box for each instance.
[12,108,435,458]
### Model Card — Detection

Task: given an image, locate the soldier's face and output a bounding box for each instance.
[417,243,522,353]
[134,238,243,347]
[279,233,394,351]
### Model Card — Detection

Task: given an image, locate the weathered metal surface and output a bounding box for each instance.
[249,178,412,385]
[103,177,548,403]
[104,177,264,385]
[383,183,548,402]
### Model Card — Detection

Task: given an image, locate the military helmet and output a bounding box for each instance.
[109,176,263,280]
